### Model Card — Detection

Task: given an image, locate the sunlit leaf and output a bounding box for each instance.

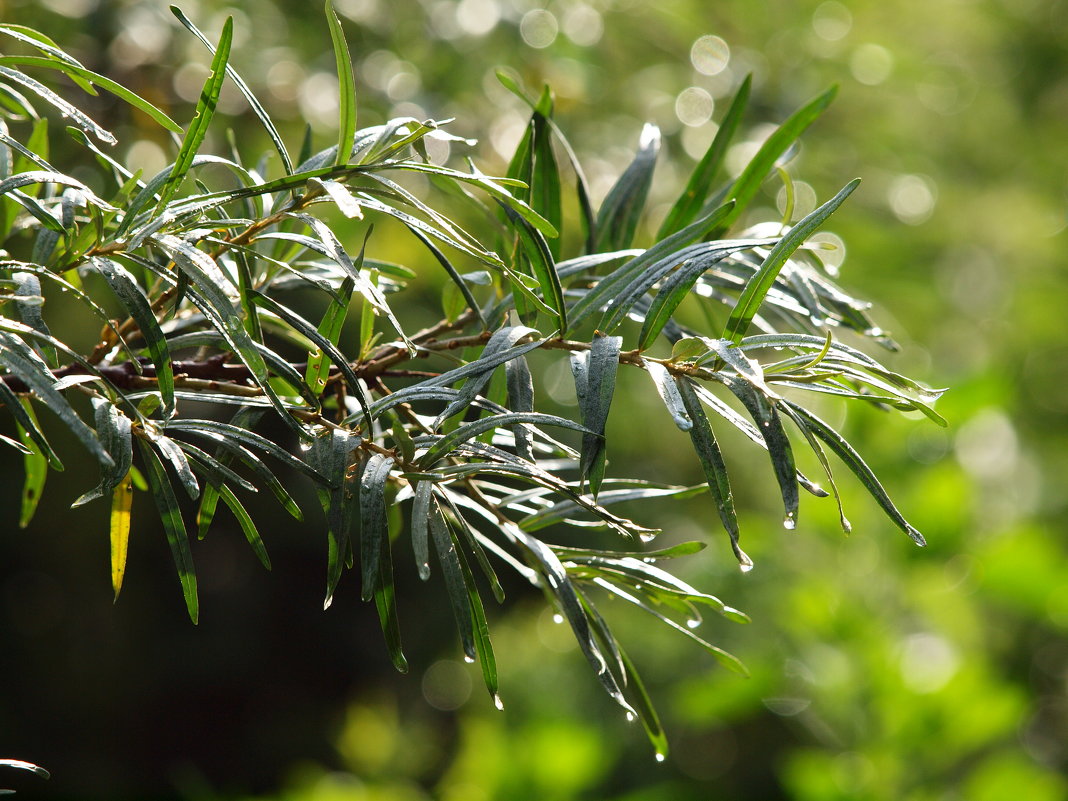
[155,16,232,211]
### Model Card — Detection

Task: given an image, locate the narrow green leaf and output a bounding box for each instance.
[0,55,181,133]
[708,85,838,238]
[91,257,174,415]
[644,361,692,431]
[579,334,621,496]
[217,483,271,570]
[138,439,199,624]
[658,74,751,238]
[170,6,292,170]
[504,355,535,461]
[305,276,354,396]
[72,398,133,507]
[0,66,115,144]
[359,452,393,602]
[502,204,567,334]
[411,479,433,580]
[569,204,741,328]
[675,376,750,570]
[0,379,61,469]
[723,178,860,344]
[635,238,761,349]
[722,376,799,529]
[155,16,232,212]
[418,412,588,469]
[165,419,333,486]
[595,124,660,251]
[373,549,407,673]
[450,512,499,704]
[325,0,357,166]
[434,325,539,426]
[0,332,112,468]
[783,401,925,545]
[430,501,475,660]
[305,429,359,607]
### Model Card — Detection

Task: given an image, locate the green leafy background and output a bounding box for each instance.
[0,0,1064,799]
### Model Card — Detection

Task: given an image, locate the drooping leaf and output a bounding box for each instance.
[0,377,61,469]
[72,398,133,508]
[0,332,112,468]
[675,376,750,569]
[217,483,271,570]
[434,325,538,427]
[430,500,475,660]
[721,375,799,529]
[137,439,199,623]
[644,360,692,431]
[411,479,433,580]
[359,452,393,602]
[783,400,926,546]
[109,471,133,601]
[578,334,621,496]
[306,428,360,607]
[91,257,174,414]
[0,66,116,144]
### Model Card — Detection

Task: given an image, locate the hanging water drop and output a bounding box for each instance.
[686,618,701,629]
[783,512,796,531]
[739,561,755,574]
[654,752,666,763]
[640,532,657,543]
[493,693,504,711]
[552,613,564,625]
[463,655,475,664]
[625,711,635,723]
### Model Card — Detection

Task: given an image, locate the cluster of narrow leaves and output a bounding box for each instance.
[0,5,943,754]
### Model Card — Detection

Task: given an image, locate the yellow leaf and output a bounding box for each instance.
[110,472,133,601]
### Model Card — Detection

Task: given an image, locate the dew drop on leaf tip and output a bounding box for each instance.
[783,513,796,530]
[463,655,475,664]
[493,694,504,711]
[686,618,701,629]
[655,752,666,763]
[625,711,635,723]
[552,613,564,624]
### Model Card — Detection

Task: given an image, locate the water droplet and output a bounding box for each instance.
[643,557,655,564]
[640,532,657,543]
[625,711,635,722]
[552,613,564,624]
[739,561,755,574]
[686,618,701,629]
[783,513,796,531]
[493,693,504,711]
[654,752,666,763]
[463,655,475,664]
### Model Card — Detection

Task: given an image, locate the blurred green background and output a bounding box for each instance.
[0,0,1065,798]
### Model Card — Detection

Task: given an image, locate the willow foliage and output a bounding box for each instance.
[0,5,943,757]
